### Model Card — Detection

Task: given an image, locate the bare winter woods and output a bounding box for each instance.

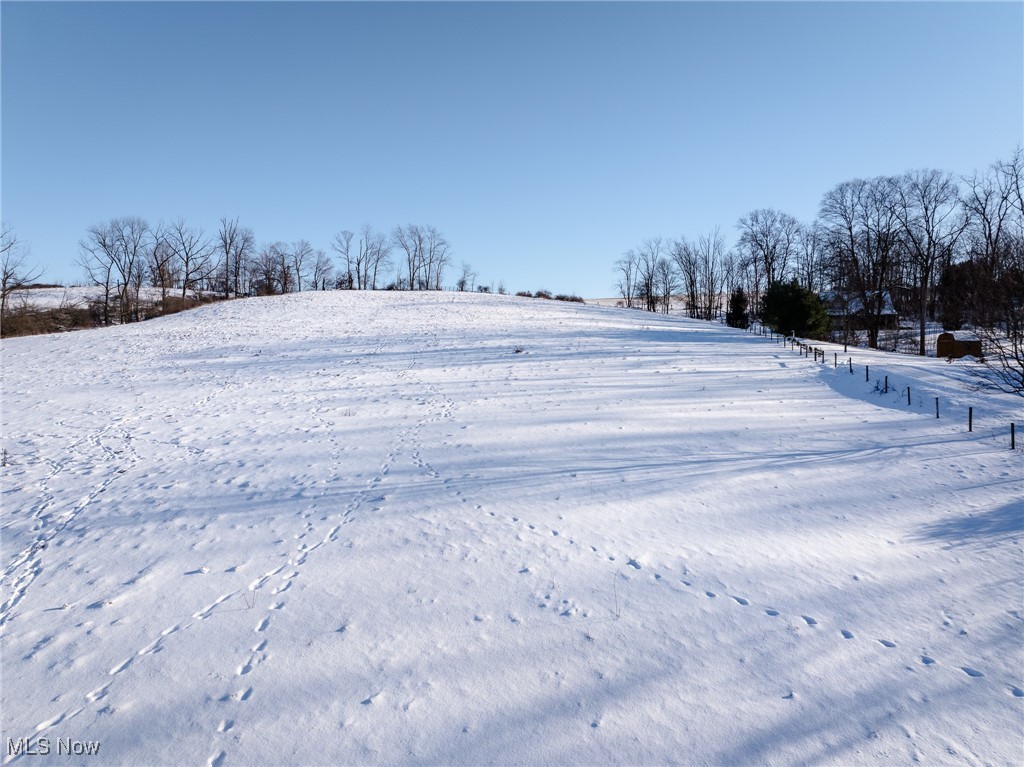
[0,214,469,340]
[614,151,1024,391]
[56,220,452,325]
[4,150,1022,391]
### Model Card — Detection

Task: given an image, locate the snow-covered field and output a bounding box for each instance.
[2,291,1021,766]
[8,286,200,311]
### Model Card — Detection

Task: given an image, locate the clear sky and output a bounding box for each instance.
[3,1,1022,298]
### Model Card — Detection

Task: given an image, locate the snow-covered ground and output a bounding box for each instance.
[8,286,200,311]
[2,291,1021,766]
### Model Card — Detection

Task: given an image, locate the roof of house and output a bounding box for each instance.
[820,290,897,316]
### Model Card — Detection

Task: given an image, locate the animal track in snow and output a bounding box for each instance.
[86,683,111,703]
[225,686,254,702]
[489,495,1019,707]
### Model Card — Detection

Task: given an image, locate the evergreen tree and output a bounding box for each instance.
[726,287,749,328]
[761,279,830,339]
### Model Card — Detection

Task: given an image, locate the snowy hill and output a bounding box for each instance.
[2,291,1021,766]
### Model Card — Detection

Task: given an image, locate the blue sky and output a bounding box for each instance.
[3,1,1022,297]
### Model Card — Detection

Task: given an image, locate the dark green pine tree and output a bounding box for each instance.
[726,287,749,329]
[761,279,830,339]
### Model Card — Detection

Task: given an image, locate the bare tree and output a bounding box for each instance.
[819,178,904,349]
[890,170,970,355]
[736,208,801,288]
[669,233,727,321]
[361,226,392,290]
[273,243,293,293]
[217,217,255,298]
[218,217,240,299]
[671,238,699,318]
[634,238,664,312]
[331,230,356,289]
[116,218,149,321]
[698,229,730,321]
[1,225,42,319]
[960,150,1022,326]
[339,227,388,290]
[424,226,451,289]
[310,248,334,290]
[655,256,678,314]
[78,230,116,326]
[78,217,149,324]
[961,149,1024,393]
[457,262,477,292]
[392,224,426,289]
[233,227,256,297]
[356,230,374,290]
[976,256,1024,395]
[614,250,638,308]
[167,218,215,305]
[252,244,282,295]
[290,239,314,292]
[794,221,828,294]
[145,224,176,303]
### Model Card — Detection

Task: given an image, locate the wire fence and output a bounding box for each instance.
[742,322,1018,451]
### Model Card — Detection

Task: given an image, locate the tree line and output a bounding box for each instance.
[67,218,458,325]
[613,149,1024,391]
[1,215,576,338]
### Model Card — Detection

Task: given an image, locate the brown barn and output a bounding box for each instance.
[936,331,983,360]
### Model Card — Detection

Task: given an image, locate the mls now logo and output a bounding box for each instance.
[8,738,101,756]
